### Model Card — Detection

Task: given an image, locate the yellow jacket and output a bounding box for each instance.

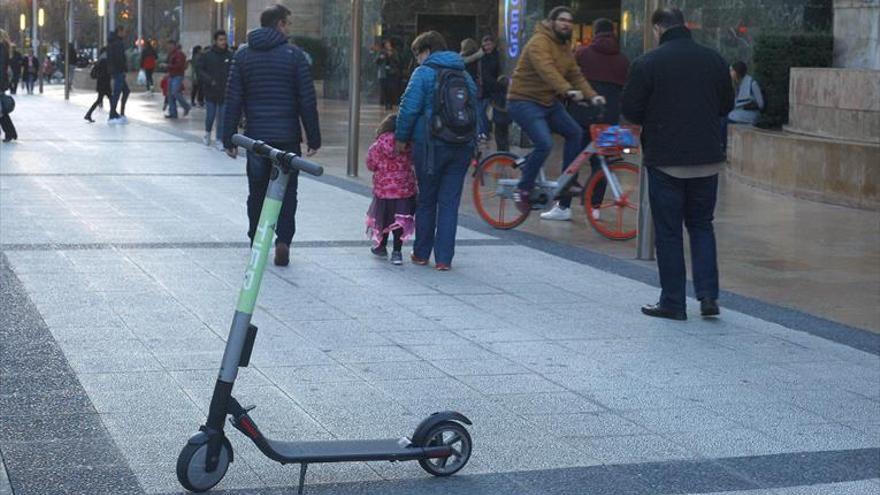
[508,21,597,106]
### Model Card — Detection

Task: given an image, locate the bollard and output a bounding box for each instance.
[635,166,655,260]
[345,0,363,177]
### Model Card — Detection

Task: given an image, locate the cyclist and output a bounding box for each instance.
[507,6,605,213]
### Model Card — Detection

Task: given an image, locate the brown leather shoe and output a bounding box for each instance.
[274,242,290,266]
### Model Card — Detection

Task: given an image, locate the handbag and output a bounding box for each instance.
[0,94,15,116]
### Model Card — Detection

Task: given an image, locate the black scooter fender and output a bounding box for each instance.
[186,430,235,463]
[410,411,472,447]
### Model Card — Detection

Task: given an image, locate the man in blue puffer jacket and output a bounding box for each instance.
[222,3,321,267]
[394,31,478,271]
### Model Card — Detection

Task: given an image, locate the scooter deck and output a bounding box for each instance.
[266,437,449,464]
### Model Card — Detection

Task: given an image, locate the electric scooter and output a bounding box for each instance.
[176,134,473,494]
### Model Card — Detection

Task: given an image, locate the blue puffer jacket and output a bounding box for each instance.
[395,51,478,145]
[222,28,321,150]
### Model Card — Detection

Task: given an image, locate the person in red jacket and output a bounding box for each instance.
[542,18,631,221]
[164,40,190,119]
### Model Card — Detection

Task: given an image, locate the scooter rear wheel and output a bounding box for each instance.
[418,421,472,477]
[176,441,232,492]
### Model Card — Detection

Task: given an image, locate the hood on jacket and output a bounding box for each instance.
[247,28,289,51]
[535,21,567,45]
[590,32,620,55]
[422,51,465,70]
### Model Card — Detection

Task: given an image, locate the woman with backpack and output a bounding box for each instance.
[84,47,112,123]
[395,31,479,271]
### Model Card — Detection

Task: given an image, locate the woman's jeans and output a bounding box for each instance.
[168,76,191,118]
[412,140,474,265]
[205,101,225,140]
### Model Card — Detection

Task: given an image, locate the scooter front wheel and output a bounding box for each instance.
[176,441,232,492]
[418,421,472,477]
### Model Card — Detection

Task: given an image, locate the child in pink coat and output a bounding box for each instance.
[366,114,417,265]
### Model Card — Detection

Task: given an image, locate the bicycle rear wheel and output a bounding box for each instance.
[584,161,639,240]
[472,153,529,230]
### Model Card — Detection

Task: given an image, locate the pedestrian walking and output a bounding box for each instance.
[366,113,417,265]
[84,47,112,123]
[395,30,478,271]
[165,40,190,119]
[0,29,19,143]
[478,36,501,141]
[107,25,130,124]
[141,39,158,93]
[621,8,734,320]
[223,3,321,267]
[189,46,205,107]
[9,44,21,95]
[376,39,403,111]
[22,50,38,95]
[491,75,511,151]
[543,17,630,222]
[198,31,232,149]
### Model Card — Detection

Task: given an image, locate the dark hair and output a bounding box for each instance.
[376,113,397,136]
[192,46,201,56]
[593,18,615,35]
[547,6,573,21]
[261,4,291,28]
[411,31,447,54]
[481,35,496,44]
[213,30,227,41]
[651,7,685,29]
[732,61,748,78]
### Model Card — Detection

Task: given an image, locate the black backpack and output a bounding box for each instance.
[426,63,475,144]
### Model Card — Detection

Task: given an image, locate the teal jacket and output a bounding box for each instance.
[395,51,479,144]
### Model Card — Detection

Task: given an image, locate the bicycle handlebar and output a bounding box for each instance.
[231,134,324,177]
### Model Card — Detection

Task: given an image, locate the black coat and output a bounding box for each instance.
[621,27,734,168]
[197,46,232,102]
[222,28,321,150]
[479,49,501,98]
[0,43,9,92]
[107,32,126,75]
[91,57,112,95]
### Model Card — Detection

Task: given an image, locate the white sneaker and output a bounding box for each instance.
[591,209,601,221]
[215,140,225,151]
[118,116,129,125]
[540,204,572,221]
[107,117,122,125]
[203,133,212,146]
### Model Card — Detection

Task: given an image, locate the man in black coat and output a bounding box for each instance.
[107,25,130,123]
[621,8,734,321]
[197,30,232,148]
[223,4,321,267]
[478,35,501,139]
[0,30,19,142]
[9,44,21,95]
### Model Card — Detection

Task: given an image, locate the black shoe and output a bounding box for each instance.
[84,116,95,123]
[371,245,388,258]
[700,299,720,317]
[274,242,290,266]
[641,303,687,321]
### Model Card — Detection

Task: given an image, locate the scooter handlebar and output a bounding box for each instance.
[231,134,324,177]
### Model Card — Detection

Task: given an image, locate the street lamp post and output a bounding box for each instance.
[19,14,25,49]
[137,0,143,46]
[65,0,71,100]
[346,0,363,177]
[215,0,224,31]
[97,0,106,47]
[38,6,44,94]
[635,0,659,261]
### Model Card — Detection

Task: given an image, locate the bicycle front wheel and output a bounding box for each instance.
[584,161,640,240]
[472,153,529,230]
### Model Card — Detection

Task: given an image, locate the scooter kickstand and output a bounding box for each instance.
[297,463,308,495]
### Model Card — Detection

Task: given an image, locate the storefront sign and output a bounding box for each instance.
[504,0,524,59]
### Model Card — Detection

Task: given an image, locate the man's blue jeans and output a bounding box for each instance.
[647,167,719,311]
[247,141,300,245]
[109,73,130,118]
[168,76,191,118]
[477,97,491,137]
[508,99,583,192]
[412,141,473,265]
[205,101,225,140]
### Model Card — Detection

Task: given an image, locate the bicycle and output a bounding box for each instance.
[472,122,642,240]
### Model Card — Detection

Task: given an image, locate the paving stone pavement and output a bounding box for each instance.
[1,94,879,495]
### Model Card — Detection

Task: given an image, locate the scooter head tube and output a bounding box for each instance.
[410,411,473,446]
